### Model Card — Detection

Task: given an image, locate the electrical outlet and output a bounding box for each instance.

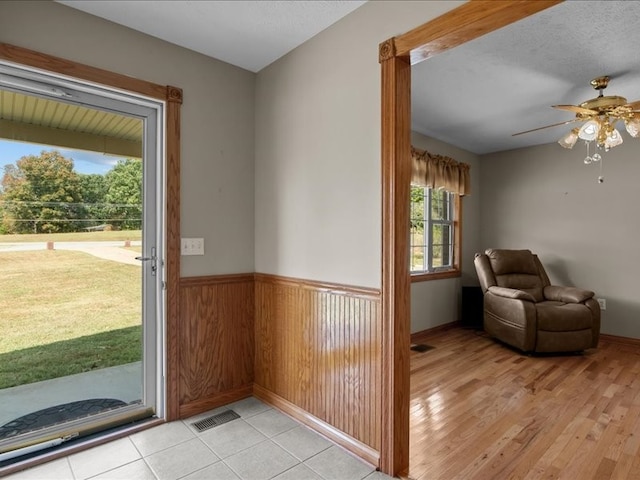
[181,237,204,256]
[597,298,606,311]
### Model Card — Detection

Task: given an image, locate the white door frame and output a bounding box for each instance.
[0,61,166,458]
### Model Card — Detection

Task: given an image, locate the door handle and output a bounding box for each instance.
[135,247,157,276]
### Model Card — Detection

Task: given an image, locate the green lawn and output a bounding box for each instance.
[0,249,141,389]
[0,230,142,243]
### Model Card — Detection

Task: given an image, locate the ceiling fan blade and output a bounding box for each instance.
[625,99,640,110]
[512,118,584,137]
[552,104,598,115]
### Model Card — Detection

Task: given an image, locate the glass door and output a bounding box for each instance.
[0,65,164,464]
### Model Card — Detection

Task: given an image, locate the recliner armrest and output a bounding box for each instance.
[544,285,594,304]
[487,286,536,302]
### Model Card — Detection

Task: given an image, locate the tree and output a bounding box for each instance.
[1,151,83,233]
[79,173,108,204]
[410,186,425,231]
[78,173,108,227]
[104,158,142,230]
[0,188,9,234]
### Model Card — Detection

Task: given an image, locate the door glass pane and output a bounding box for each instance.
[0,86,153,457]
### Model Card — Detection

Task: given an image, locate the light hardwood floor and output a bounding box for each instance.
[408,327,640,480]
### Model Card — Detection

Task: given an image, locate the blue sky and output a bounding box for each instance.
[0,139,123,176]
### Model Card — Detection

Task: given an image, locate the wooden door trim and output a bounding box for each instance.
[0,42,182,420]
[378,1,562,476]
[379,52,411,476]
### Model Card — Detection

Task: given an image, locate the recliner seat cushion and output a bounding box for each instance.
[536,301,594,331]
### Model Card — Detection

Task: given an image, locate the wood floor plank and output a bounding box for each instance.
[610,453,636,480]
[628,454,640,480]
[409,328,640,480]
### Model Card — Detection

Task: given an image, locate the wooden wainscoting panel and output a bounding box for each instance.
[178,274,254,417]
[254,274,382,454]
[179,385,253,419]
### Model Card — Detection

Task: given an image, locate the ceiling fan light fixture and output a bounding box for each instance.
[558,128,579,149]
[578,119,600,141]
[625,117,640,138]
[545,76,640,183]
[604,128,623,149]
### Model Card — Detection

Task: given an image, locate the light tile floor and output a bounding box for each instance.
[5,397,393,480]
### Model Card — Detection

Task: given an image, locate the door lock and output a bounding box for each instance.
[135,247,158,275]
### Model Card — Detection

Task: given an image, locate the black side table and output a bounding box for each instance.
[461,286,484,329]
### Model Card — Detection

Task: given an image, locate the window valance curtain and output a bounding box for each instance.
[411,146,471,196]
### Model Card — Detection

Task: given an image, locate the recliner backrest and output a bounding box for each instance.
[474,253,497,293]
[485,249,548,302]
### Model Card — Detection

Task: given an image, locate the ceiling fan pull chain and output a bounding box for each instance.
[584,141,593,164]
[598,156,604,184]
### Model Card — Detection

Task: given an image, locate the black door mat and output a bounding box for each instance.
[0,398,128,440]
[410,343,435,352]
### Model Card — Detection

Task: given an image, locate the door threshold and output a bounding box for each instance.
[0,414,162,475]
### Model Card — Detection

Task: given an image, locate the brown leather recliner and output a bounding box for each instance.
[474,249,600,353]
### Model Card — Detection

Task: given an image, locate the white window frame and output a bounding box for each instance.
[410,185,460,281]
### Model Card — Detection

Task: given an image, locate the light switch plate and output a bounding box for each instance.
[181,237,204,255]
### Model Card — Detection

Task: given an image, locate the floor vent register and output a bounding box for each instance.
[191,409,240,432]
[410,343,435,353]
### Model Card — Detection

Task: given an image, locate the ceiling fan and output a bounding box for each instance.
[513,76,640,151]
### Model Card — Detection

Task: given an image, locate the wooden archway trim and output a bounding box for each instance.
[378,1,562,476]
[0,42,182,421]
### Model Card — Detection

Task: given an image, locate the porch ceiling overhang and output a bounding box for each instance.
[0,89,142,158]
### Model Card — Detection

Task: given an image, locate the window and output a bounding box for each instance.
[410,185,460,280]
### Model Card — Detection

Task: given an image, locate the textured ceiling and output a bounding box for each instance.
[412,0,640,154]
[54,0,640,156]
[56,0,367,73]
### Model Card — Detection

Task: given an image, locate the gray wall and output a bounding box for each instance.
[410,132,481,333]
[480,141,640,338]
[8,2,631,340]
[0,0,256,277]
[254,1,464,288]
[0,0,466,290]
